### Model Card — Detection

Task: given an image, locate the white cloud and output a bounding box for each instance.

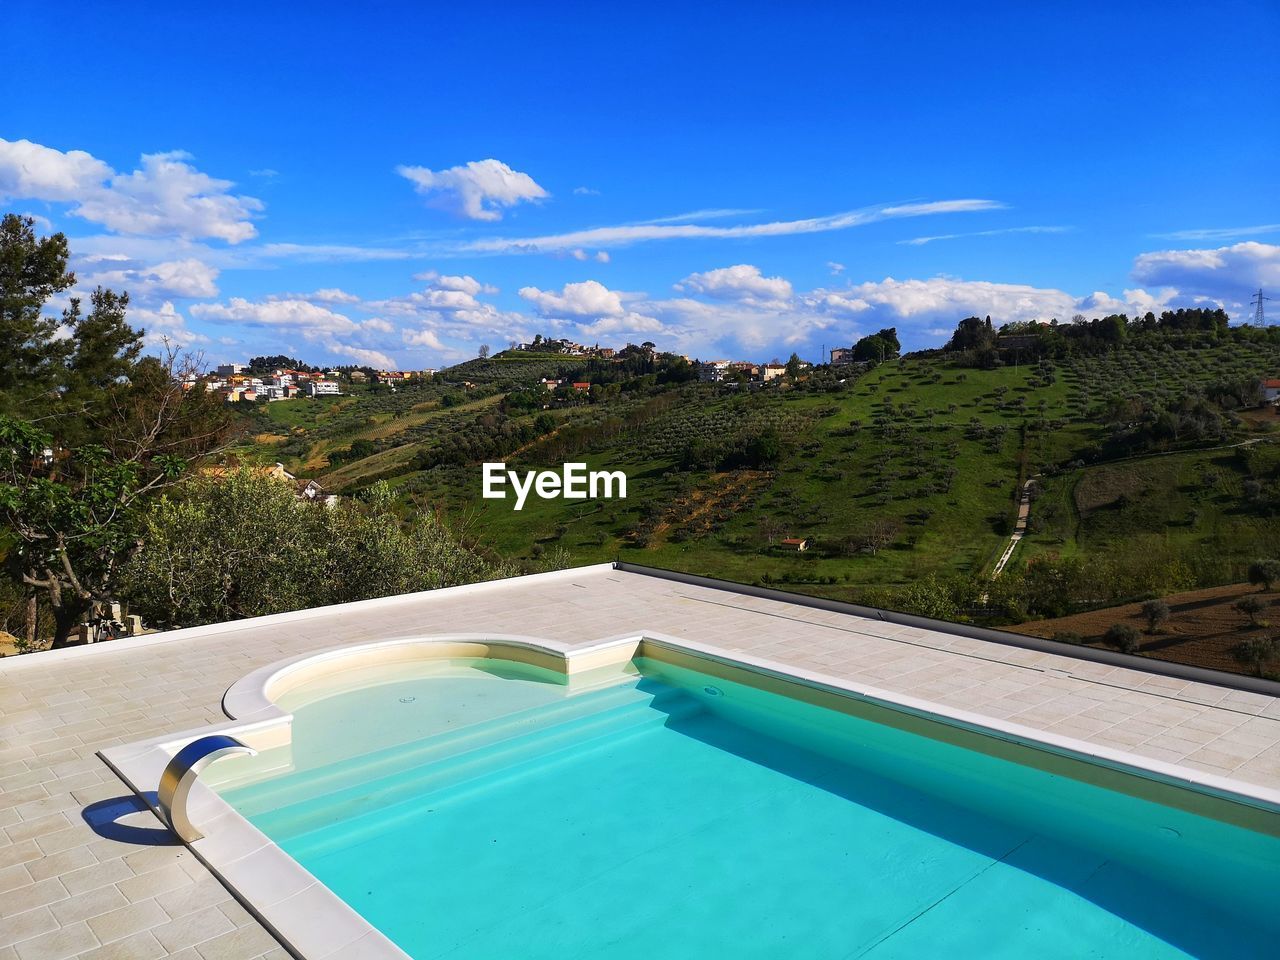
[465,199,1003,254]
[396,158,548,221]
[191,297,359,335]
[595,251,610,263]
[77,255,219,300]
[190,296,398,368]
[899,225,1070,246]
[129,301,211,347]
[0,138,110,200]
[329,343,396,367]
[256,242,412,262]
[638,208,764,225]
[519,279,627,318]
[826,261,845,275]
[572,186,600,196]
[675,264,792,305]
[519,280,663,342]
[0,139,262,242]
[1155,224,1280,242]
[1131,242,1280,299]
[307,288,361,304]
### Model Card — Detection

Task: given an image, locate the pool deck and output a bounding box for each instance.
[3,563,1280,960]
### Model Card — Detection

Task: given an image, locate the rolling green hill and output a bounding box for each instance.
[233,334,1280,621]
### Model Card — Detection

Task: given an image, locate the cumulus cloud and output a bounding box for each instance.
[1131,242,1280,299]
[396,158,548,221]
[0,138,262,242]
[76,255,219,300]
[129,301,211,347]
[519,280,663,341]
[191,297,359,335]
[190,296,396,368]
[675,264,792,305]
[465,199,1002,254]
[519,279,627,318]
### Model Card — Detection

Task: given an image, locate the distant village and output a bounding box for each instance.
[190,336,893,404]
[186,363,440,404]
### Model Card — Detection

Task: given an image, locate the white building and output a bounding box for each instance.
[698,360,732,382]
[306,380,341,397]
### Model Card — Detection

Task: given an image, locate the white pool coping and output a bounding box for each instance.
[100,627,1280,960]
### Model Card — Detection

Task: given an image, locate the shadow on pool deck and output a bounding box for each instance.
[81,791,179,847]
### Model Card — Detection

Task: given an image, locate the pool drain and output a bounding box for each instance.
[703,685,723,697]
[399,696,416,703]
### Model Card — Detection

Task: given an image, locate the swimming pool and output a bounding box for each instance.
[204,644,1278,960]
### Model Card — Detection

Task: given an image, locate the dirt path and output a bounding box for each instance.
[991,476,1035,580]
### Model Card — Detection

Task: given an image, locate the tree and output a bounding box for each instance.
[1141,598,1171,634]
[1247,559,1280,592]
[1232,636,1279,677]
[946,316,996,353]
[1234,595,1267,627]
[0,214,76,411]
[1104,623,1141,655]
[859,518,900,555]
[478,344,490,359]
[0,415,186,646]
[119,473,515,628]
[851,328,901,363]
[785,352,803,378]
[0,215,233,645]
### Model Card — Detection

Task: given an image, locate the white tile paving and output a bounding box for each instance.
[2,565,1279,958]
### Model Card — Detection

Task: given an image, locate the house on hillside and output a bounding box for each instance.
[761,363,787,382]
[305,380,341,397]
[698,360,732,382]
[779,537,809,552]
[1263,378,1280,404]
[571,381,591,392]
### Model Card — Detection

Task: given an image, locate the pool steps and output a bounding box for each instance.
[230,682,702,843]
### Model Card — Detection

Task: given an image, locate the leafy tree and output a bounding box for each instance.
[785,352,803,378]
[1104,622,1141,655]
[1248,559,1280,592]
[946,316,996,353]
[1140,598,1171,634]
[851,328,900,363]
[1232,636,1279,677]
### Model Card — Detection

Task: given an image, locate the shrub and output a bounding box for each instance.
[1104,623,1142,655]
[1247,559,1280,592]
[1234,595,1267,626]
[1140,599,1171,634]
[1232,636,1279,677]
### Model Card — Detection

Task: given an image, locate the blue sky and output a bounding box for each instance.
[2,1,1277,368]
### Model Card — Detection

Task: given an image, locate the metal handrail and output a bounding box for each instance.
[157,735,257,842]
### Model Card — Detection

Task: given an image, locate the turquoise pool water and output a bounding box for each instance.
[217,657,1279,959]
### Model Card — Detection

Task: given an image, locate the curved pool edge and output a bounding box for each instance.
[99,627,1280,960]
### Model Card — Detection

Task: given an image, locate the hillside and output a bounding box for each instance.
[231,333,1280,653]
